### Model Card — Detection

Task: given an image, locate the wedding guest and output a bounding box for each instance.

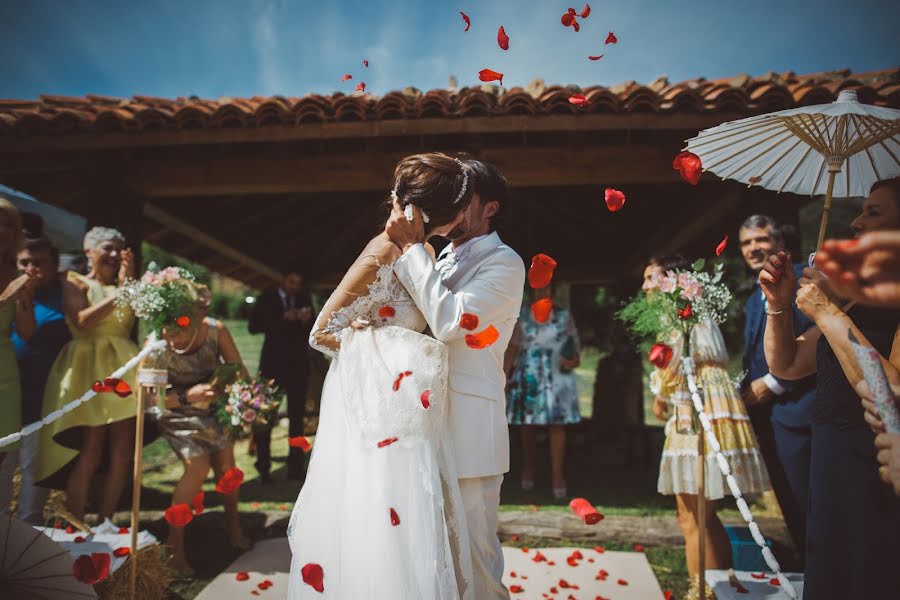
[0,227,68,524]
[505,284,581,499]
[0,199,34,471]
[153,286,251,574]
[738,214,815,557]
[818,227,900,308]
[248,269,313,482]
[644,255,770,582]
[858,382,900,497]
[36,227,137,529]
[761,178,900,599]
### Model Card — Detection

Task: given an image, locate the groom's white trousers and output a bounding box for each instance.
[458,475,510,600]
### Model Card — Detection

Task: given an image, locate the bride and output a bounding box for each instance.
[287,153,475,599]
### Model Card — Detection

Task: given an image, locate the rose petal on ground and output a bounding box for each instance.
[113,547,130,558]
[236,572,250,581]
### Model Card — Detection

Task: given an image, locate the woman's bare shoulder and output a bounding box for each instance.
[360,234,402,265]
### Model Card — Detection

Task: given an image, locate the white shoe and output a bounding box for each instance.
[91,518,118,535]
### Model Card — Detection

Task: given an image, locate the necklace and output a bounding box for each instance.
[169,325,201,355]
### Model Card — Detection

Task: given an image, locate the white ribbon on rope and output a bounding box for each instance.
[0,338,167,449]
[683,356,799,599]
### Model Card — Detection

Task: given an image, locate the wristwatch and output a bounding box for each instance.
[176,387,189,407]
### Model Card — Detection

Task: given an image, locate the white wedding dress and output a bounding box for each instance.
[287,254,473,599]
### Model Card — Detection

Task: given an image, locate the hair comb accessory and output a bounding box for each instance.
[453,158,469,204]
[399,195,430,224]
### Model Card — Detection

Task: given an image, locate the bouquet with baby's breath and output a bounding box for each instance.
[116,262,198,335]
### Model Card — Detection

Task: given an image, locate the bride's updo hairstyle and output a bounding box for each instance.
[390,152,474,234]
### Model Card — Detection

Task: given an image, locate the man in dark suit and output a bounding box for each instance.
[249,269,314,482]
[739,215,815,560]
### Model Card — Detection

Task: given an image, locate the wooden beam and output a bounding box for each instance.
[143,202,283,284]
[0,113,744,153]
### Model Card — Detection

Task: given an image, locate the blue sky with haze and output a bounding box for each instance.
[1,0,897,100]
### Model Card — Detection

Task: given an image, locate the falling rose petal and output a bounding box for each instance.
[568,94,589,107]
[289,436,313,452]
[378,305,396,318]
[605,31,618,44]
[113,547,130,558]
[580,3,591,18]
[497,26,510,50]
[478,69,504,85]
[340,74,352,82]
[633,543,645,552]
[390,508,400,526]
[355,82,366,93]
[459,313,480,331]
[460,11,470,32]
[573,21,580,32]
[117,527,129,534]
[588,54,604,61]
[465,325,500,349]
[567,8,577,16]
[236,572,250,581]
[672,151,703,185]
[72,553,111,585]
[215,466,244,495]
[176,315,191,328]
[561,13,576,27]
[529,254,558,289]
[509,586,524,594]
[301,563,325,593]
[165,503,194,528]
[420,390,431,409]
[363,60,369,67]
[604,187,626,212]
[569,497,604,524]
[648,343,674,369]
[716,234,729,256]
[112,379,132,398]
[192,491,204,515]
[531,298,553,323]
[377,436,399,448]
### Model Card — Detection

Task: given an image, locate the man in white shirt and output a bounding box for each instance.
[386,159,525,600]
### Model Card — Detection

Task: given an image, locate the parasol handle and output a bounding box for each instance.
[816,159,843,252]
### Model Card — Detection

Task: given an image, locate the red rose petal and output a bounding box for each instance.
[566,557,579,566]
[531,298,553,324]
[301,563,325,592]
[259,579,274,590]
[176,315,191,328]
[573,21,580,32]
[580,3,591,18]
[113,547,130,557]
[510,585,524,594]
[420,390,431,409]
[165,503,194,528]
[567,8,577,16]
[66,525,75,533]
[251,592,260,596]
[192,491,204,515]
[215,466,244,495]
[117,527,129,534]
[560,579,572,588]
[289,436,313,452]
[72,552,111,585]
[678,303,694,320]
[571,550,583,559]
[529,254,558,289]
[460,11,470,32]
[749,175,762,184]
[478,69,504,85]
[363,60,369,67]
[673,151,703,185]
[510,534,520,542]
[594,545,605,553]
[91,381,103,393]
[392,371,412,391]
[561,13,576,27]
[618,578,629,586]
[74,536,86,543]
[633,543,645,552]
[604,187,626,212]
[498,26,510,50]
[532,551,547,563]
[750,572,768,579]
[770,578,781,586]
[550,587,558,594]
[588,558,595,563]
[459,313,480,331]
[588,54,604,61]
[569,94,589,107]
[716,234,728,256]
[510,571,517,578]
[236,572,250,581]
[465,325,500,349]
[377,437,399,448]
[355,82,366,93]
[547,560,556,566]
[112,379,132,398]
[605,31,618,44]
[378,305,396,318]
[390,508,400,526]
[340,74,352,82]
[664,592,674,600]
[648,343,674,369]
[569,497,604,524]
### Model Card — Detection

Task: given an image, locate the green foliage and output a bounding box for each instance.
[141,242,211,286]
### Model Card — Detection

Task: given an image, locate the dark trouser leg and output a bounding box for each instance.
[253,428,272,480]
[770,419,811,562]
[286,372,309,478]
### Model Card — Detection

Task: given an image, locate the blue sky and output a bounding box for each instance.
[1,0,897,100]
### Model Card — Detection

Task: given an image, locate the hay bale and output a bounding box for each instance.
[96,544,171,600]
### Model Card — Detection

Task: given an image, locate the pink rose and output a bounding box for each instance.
[242,409,257,423]
[658,273,677,294]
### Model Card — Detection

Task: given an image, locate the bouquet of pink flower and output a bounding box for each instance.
[214,378,284,439]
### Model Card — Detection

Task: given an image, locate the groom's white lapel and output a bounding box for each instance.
[438,232,501,289]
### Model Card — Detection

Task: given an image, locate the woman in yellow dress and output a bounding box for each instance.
[0,198,36,464]
[38,227,137,527]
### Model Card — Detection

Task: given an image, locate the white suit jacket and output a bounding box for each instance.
[394,232,525,479]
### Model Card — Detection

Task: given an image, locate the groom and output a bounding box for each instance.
[387,159,525,600]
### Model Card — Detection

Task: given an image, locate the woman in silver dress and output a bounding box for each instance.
[153,287,252,574]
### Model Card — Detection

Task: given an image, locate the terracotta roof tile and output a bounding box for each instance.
[0,67,895,136]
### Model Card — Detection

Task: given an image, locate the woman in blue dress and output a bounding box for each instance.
[505,285,581,498]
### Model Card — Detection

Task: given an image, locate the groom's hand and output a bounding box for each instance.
[386,199,425,253]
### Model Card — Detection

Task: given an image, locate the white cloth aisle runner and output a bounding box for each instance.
[197,541,666,599]
[706,570,804,599]
[35,526,159,574]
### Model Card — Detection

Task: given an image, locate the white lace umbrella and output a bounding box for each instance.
[0,514,97,599]
[684,90,900,249]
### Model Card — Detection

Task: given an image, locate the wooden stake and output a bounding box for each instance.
[129,383,146,600]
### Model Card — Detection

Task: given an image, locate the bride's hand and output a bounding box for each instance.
[385,199,425,251]
[350,318,370,331]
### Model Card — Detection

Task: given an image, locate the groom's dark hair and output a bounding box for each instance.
[463,159,509,232]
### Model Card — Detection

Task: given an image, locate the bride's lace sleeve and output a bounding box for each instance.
[309,254,382,358]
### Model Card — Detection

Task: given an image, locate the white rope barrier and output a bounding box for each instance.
[683,356,799,599]
[0,338,167,449]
